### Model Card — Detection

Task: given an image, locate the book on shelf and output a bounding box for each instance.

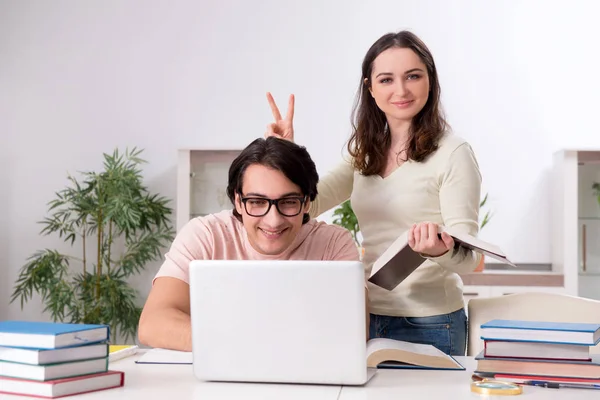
[0,357,108,381]
[0,370,124,399]
[475,351,600,379]
[480,319,600,346]
[0,342,109,365]
[368,225,515,291]
[366,338,464,370]
[0,321,109,350]
[483,340,591,361]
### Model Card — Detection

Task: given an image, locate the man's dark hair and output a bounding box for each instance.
[227,137,319,224]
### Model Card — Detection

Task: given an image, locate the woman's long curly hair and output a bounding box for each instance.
[348,31,449,176]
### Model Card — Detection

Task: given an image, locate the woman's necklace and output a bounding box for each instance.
[392,146,408,163]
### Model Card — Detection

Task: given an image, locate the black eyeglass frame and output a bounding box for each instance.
[239,194,307,217]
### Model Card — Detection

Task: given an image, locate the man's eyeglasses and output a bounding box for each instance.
[240,195,306,217]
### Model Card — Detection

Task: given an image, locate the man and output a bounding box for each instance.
[138,137,366,351]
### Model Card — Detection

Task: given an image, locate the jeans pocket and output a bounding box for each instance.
[403,313,451,329]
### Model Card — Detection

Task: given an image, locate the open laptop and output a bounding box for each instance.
[188,259,376,385]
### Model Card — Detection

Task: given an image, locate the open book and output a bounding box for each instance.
[367,338,464,370]
[368,225,515,291]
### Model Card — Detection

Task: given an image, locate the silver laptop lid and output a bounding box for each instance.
[189,260,368,385]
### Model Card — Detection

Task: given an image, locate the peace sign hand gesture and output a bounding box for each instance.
[265,92,295,142]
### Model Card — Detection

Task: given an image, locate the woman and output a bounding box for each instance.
[265,30,482,356]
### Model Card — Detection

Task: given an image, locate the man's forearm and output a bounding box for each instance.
[138,308,192,352]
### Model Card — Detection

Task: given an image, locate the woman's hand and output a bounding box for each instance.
[408,222,454,258]
[265,92,295,142]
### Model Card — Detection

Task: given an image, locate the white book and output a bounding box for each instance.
[0,343,108,365]
[0,370,124,398]
[0,357,108,381]
[366,338,463,370]
[484,340,591,361]
[0,321,109,350]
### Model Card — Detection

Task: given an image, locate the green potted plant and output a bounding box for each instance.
[332,200,363,259]
[473,192,493,272]
[479,192,493,230]
[11,148,175,343]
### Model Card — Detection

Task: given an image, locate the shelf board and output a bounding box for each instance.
[579,271,600,276]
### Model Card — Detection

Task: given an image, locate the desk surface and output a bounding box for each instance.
[10,353,597,399]
[339,358,597,399]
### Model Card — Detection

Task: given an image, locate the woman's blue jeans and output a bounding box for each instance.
[369,308,467,356]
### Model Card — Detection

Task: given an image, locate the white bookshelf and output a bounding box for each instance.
[176,149,242,232]
[552,149,600,300]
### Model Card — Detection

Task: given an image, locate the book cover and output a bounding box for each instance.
[0,343,109,365]
[490,373,600,385]
[0,357,109,381]
[0,321,109,349]
[368,226,514,291]
[483,340,591,361]
[481,320,600,345]
[367,231,425,291]
[482,320,600,332]
[475,351,600,379]
[440,226,515,267]
[0,370,124,398]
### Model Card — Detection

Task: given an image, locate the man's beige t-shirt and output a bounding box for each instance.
[154,210,361,284]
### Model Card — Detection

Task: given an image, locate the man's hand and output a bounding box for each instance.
[265,92,295,142]
[408,222,454,257]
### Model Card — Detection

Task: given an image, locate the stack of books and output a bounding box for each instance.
[0,320,125,398]
[474,319,600,386]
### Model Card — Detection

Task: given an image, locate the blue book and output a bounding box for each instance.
[0,357,109,381]
[481,320,600,346]
[0,342,109,365]
[0,321,109,350]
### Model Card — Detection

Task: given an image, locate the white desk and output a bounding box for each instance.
[60,351,340,400]
[12,353,596,399]
[339,357,598,400]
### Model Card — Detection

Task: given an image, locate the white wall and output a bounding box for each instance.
[2,0,600,320]
[578,164,600,300]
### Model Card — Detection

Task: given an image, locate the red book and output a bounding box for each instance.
[494,373,600,385]
[0,370,124,398]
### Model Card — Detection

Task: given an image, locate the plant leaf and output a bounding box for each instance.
[13,146,175,344]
